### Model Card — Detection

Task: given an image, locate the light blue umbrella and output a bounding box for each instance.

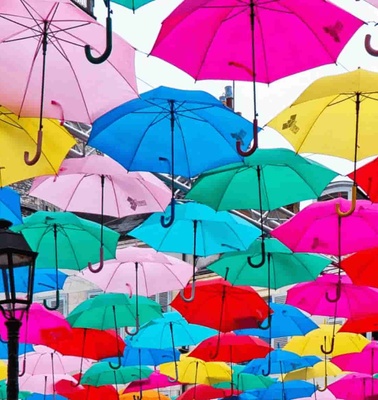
[0,187,22,225]
[234,303,318,339]
[249,380,317,400]
[0,343,34,360]
[88,86,255,227]
[129,202,261,301]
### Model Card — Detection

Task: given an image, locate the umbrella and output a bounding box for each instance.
[0,0,137,164]
[295,389,340,400]
[111,0,155,13]
[19,374,76,396]
[121,371,181,393]
[186,148,338,212]
[328,373,378,400]
[0,381,30,399]
[0,187,22,225]
[30,155,171,272]
[88,86,254,227]
[0,343,33,360]
[130,202,261,301]
[0,108,75,185]
[332,342,378,375]
[268,68,378,217]
[235,303,318,339]
[250,380,317,400]
[339,313,378,334]
[284,324,369,357]
[212,365,244,390]
[347,156,378,203]
[12,211,119,309]
[150,0,362,155]
[232,373,275,392]
[160,355,232,385]
[174,385,240,400]
[120,390,171,400]
[189,332,272,363]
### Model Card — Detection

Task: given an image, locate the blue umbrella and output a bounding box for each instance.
[129,202,261,301]
[243,349,321,376]
[0,187,22,225]
[0,343,34,359]
[26,395,67,400]
[234,303,318,338]
[88,86,255,227]
[249,381,317,400]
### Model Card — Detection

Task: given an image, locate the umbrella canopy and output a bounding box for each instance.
[286,274,378,319]
[171,278,270,332]
[111,0,155,12]
[332,342,378,375]
[328,373,378,400]
[12,211,120,270]
[271,199,378,256]
[80,247,194,296]
[81,363,152,386]
[0,365,7,382]
[120,390,171,400]
[0,381,30,399]
[149,0,362,82]
[19,373,76,395]
[0,187,22,225]
[128,311,217,349]
[250,380,317,400]
[29,155,171,217]
[283,360,342,382]
[233,373,275,392]
[160,356,232,385]
[88,86,253,178]
[339,313,378,334]
[284,324,369,357]
[186,148,338,211]
[176,384,241,400]
[208,238,330,289]
[347,156,378,203]
[122,371,180,392]
[189,332,272,363]
[234,303,318,339]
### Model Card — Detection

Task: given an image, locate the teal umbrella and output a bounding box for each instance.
[12,211,119,310]
[112,0,154,13]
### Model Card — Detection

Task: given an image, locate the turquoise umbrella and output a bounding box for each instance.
[112,0,154,13]
[129,202,261,302]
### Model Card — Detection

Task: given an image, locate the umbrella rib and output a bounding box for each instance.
[63,174,88,210]
[213,168,239,210]
[173,115,192,177]
[109,177,121,217]
[255,5,271,85]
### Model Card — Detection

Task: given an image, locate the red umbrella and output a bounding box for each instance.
[340,313,378,334]
[348,157,378,202]
[177,384,241,400]
[189,332,272,363]
[341,247,378,288]
[171,278,270,332]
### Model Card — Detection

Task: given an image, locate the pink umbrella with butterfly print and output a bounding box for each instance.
[29,155,171,273]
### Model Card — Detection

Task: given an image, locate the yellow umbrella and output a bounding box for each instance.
[120,390,171,400]
[0,361,6,381]
[284,324,369,358]
[160,356,231,386]
[267,68,378,216]
[0,107,75,186]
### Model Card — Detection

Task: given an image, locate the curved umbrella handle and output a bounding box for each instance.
[109,353,122,370]
[261,358,271,377]
[43,290,60,311]
[24,129,43,166]
[125,316,140,337]
[167,363,179,383]
[325,282,341,303]
[84,0,112,64]
[365,34,378,56]
[87,247,104,273]
[257,314,271,331]
[236,121,258,156]
[320,336,334,355]
[18,356,26,377]
[317,375,328,391]
[0,336,8,344]
[335,185,356,217]
[247,240,266,268]
[179,279,196,303]
[160,199,175,228]
[125,283,133,298]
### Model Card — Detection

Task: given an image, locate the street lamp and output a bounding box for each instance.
[0,219,37,400]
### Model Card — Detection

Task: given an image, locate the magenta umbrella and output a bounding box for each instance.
[328,373,378,400]
[0,0,137,165]
[150,0,363,155]
[122,371,183,393]
[332,342,378,375]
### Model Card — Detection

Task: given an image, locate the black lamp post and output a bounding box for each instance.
[0,219,37,400]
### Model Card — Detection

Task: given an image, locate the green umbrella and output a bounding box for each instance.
[186,148,338,212]
[81,363,153,386]
[0,380,31,399]
[213,364,244,390]
[235,373,274,391]
[111,0,155,13]
[208,238,331,289]
[12,211,119,310]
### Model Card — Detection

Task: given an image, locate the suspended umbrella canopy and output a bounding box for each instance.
[189,332,272,363]
[0,381,30,399]
[120,390,171,400]
[111,0,155,12]
[339,313,378,334]
[0,365,8,382]
[209,238,331,289]
[347,156,378,203]
[328,373,378,400]
[121,371,181,393]
[0,187,22,225]
[283,360,342,382]
[175,384,241,400]
[160,355,232,385]
[29,155,171,218]
[19,373,76,395]
[250,380,317,400]
[212,364,244,390]
[186,148,338,211]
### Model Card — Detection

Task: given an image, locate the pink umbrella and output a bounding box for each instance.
[0,0,137,165]
[328,373,378,400]
[286,274,378,318]
[122,371,183,393]
[332,342,378,375]
[19,373,76,395]
[271,199,378,256]
[297,389,340,400]
[80,247,194,296]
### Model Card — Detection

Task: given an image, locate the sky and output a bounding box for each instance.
[93,0,378,176]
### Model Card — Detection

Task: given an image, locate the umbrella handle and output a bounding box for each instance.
[87,247,104,273]
[109,353,122,370]
[125,283,133,298]
[320,336,334,355]
[18,356,26,377]
[317,375,328,391]
[0,336,7,344]
[43,290,60,311]
[335,185,356,217]
[325,282,341,303]
[125,316,140,336]
[84,0,113,64]
[247,240,266,268]
[236,120,258,156]
[261,358,271,376]
[179,279,196,303]
[160,199,175,228]
[365,34,378,56]
[167,365,179,383]
[257,314,271,330]
[24,129,43,166]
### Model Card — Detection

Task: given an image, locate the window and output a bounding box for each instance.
[149,292,172,312]
[43,293,68,316]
